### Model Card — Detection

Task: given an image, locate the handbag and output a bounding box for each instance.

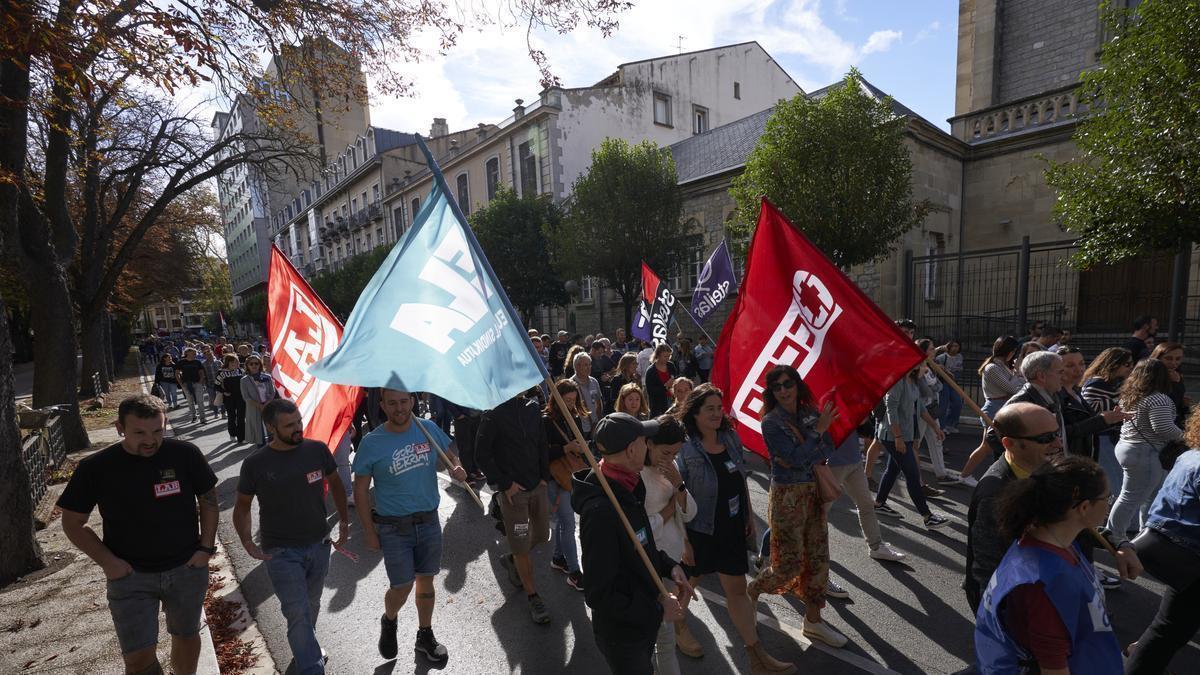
[548,419,587,491]
[1131,414,1188,471]
[813,461,842,505]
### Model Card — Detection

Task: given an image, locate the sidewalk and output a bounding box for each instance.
[0,398,227,672]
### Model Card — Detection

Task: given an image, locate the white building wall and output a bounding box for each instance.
[552,43,801,197]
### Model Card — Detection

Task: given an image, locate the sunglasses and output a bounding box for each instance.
[1006,431,1058,444]
[769,380,797,392]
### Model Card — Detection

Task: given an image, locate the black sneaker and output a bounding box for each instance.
[924,513,951,529]
[550,556,569,574]
[874,503,903,519]
[378,614,398,659]
[528,593,551,624]
[566,571,584,591]
[415,627,448,662]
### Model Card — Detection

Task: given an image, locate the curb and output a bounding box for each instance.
[206,540,278,674]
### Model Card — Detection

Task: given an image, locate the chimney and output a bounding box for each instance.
[513,98,525,119]
[429,117,448,137]
[449,138,459,154]
[476,123,488,140]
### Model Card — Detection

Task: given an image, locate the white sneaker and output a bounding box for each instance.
[869,543,907,562]
[958,475,979,488]
[803,619,848,648]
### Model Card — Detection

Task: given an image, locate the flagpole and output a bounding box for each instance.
[674,301,717,345]
[413,419,487,510]
[546,376,672,599]
[925,357,1118,558]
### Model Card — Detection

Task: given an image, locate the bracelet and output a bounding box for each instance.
[676,481,687,493]
[196,545,216,555]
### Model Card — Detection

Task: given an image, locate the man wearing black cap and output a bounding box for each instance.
[572,413,691,674]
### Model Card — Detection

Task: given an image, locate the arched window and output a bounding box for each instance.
[485,157,500,200]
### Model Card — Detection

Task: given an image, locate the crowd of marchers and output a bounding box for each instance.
[57,316,1200,675]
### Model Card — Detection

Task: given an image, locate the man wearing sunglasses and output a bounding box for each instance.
[965,403,1142,612]
[966,403,1063,612]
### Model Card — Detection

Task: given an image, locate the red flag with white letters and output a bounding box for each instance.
[267,245,363,452]
[711,199,924,457]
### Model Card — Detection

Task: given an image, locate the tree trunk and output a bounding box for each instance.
[78,307,108,396]
[30,265,90,452]
[103,313,115,385]
[0,297,46,585]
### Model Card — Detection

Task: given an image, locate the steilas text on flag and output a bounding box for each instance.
[307,136,547,410]
[710,198,925,456]
[691,240,738,323]
[641,262,677,347]
[267,245,363,451]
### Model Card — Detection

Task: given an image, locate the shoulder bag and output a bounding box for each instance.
[783,415,842,505]
[548,419,588,491]
[1131,405,1188,471]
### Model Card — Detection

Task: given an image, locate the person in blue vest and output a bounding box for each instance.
[975,454,1123,674]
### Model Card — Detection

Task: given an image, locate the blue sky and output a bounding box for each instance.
[369,0,960,134]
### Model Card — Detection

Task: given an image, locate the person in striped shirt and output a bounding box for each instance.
[1107,358,1184,541]
[1082,348,1134,489]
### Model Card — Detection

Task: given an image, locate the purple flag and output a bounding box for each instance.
[691,240,738,323]
[631,299,653,343]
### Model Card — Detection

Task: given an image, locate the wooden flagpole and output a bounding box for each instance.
[925,358,1119,558]
[545,376,671,598]
[414,419,486,510]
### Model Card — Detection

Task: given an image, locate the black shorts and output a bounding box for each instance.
[684,527,749,577]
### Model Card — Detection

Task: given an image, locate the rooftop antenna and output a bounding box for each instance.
[675,35,686,54]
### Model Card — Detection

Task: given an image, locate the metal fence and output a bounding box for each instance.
[904,238,1197,403]
[20,415,67,507]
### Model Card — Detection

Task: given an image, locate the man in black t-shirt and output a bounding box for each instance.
[548,331,571,379]
[1123,314,1158,363]
[58,394,218,675]
[175,348,208,425]
[234,398,349,675]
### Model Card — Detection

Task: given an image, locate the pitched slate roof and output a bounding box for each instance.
[669,76,942,186]
[669,107,775,185]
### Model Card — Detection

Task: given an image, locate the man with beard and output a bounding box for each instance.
[234,399,350,675]
[353,389,467,664]
[58,394,219,675]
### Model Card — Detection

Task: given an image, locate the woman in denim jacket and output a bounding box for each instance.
[674,383,794,674]
[747,365,848,649]
[872,367,951,529]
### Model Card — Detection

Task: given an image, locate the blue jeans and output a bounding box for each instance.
[547,481,580,572]
[159,382,178,407]
[875,440,931,518]
[1107,441,1164,539]
[264,541,330,675]
[1097,435,1123,498]
[980,397,1007,428]
[181,381,207,422]
[938,383,963,430]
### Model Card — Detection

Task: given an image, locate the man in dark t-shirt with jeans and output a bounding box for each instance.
[175,348,208,425]
[58,394,219,675]
[234,399,349,675]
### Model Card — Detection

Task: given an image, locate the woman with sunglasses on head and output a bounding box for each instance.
[873,365,952,529]
[1082,348,1134,490]
[748,365,852,650]
[975,454,1122,675]
[958,336,1024,483]
[239,354,277,446]
[674,383,795,673]
[1107,358,1183,541]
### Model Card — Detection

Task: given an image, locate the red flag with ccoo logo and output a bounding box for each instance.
[267,245,363,452]
[711,198,925,457]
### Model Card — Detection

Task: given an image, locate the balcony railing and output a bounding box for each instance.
[951,84,1093,142]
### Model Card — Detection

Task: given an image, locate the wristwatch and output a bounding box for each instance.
[196,545,217,555]
[676,481,687,493]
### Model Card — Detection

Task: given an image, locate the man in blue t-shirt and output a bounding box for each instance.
[353,388,466,665]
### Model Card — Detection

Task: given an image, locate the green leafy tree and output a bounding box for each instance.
[309,246,391,320]
[730,69,930,267]
[549,138,687,330]
[471,188,569,323]
[1045,0,1200,268]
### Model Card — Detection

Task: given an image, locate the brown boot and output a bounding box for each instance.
[674,620,704,658]
[745,641,796,675]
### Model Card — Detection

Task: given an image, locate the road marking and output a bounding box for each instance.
[702,590,900,675]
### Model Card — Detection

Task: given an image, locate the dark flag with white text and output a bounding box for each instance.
[691,240,738,323]
[641,263,677,347]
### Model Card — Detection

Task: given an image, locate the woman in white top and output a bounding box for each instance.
[640,415,699,670]
[1107,358,1184,540]
[958,336,1023,481]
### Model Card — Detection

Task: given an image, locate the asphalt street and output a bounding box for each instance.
[169,408,1200,674]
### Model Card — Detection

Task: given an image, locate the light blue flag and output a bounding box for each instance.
[307,137,548,410]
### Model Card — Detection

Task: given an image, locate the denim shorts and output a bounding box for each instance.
[105,563,208,654]
[378,519,443,588]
